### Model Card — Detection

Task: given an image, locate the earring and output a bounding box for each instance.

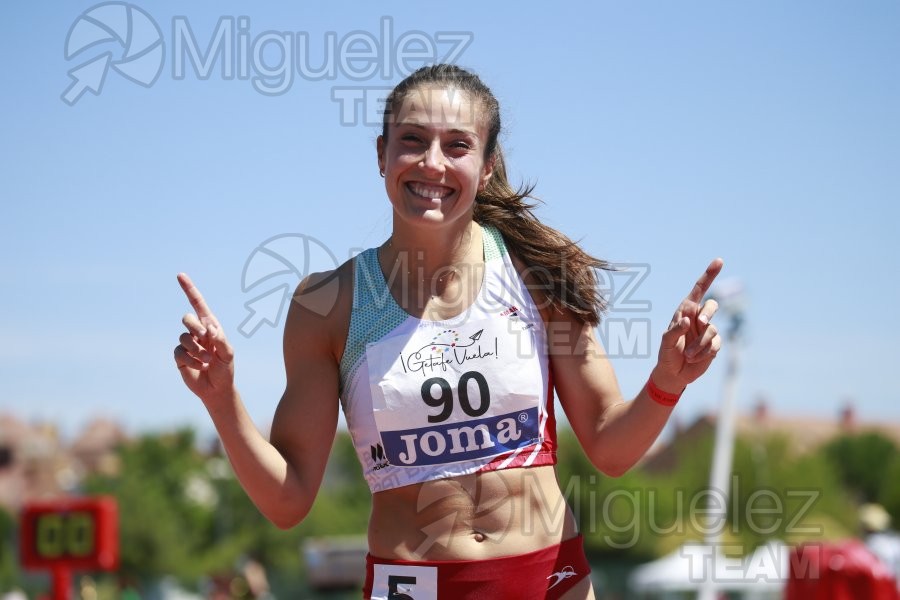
[379,169,385,178]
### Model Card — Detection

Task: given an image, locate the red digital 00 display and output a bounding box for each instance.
[20,496,119,571]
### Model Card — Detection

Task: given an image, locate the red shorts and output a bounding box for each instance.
[363,534,591,599]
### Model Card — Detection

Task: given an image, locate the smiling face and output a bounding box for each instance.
[377,86,494,230]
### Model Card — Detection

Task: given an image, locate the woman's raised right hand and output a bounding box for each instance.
[174,273,236,404]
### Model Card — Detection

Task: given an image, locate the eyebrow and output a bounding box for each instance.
[396,122,480,138]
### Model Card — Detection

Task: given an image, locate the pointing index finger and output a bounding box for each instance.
[177,272,214,319]
[687,258,724,303]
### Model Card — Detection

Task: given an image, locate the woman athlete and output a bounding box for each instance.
[174,64,723,599]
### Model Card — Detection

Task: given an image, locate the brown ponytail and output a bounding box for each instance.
[383,64,612,325]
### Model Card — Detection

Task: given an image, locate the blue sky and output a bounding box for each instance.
[1,1,898,441]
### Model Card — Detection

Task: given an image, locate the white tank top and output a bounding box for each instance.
[338,225,557,493]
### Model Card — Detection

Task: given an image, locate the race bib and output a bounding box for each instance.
[370,564,437,600]
[366,316,543,468]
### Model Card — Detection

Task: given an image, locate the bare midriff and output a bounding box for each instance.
[368,465,578,561]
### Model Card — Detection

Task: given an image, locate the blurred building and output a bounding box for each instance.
[642,400,900,474]
[0,414,127,513]
[69,418,127,478]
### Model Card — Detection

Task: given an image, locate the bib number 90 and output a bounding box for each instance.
[421,371,490,423]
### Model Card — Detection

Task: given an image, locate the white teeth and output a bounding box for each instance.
[408,182,453,199]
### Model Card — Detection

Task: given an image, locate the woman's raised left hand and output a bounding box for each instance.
[653,258,724,391]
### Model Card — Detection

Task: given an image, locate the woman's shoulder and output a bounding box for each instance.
[285,256,357,362]
[505,242,588,331]
[290,257,354,313]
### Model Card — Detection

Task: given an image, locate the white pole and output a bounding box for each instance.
[698,281,744,600]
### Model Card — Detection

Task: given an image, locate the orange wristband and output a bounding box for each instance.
[647,377,683,407]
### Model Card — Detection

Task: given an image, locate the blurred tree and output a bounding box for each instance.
[822,432,898,503]
[729,433,856,551]
[82,428,371,595]
[555,425,859,561]
[0,508,20,591]
[878,452,900,527]
[82,429,216,583]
